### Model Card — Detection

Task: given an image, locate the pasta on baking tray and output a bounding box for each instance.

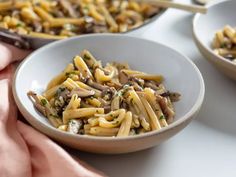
[0,0,162,38]
[28,50,180,137]
[212,25,236,62]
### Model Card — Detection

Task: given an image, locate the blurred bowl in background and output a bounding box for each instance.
[193,0,236,81]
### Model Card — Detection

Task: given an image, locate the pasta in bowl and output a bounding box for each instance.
[13,34,204,153]
[212,25,236,62]
[0,0,168,49]
[27,50,180,137]
[193,0,236,81]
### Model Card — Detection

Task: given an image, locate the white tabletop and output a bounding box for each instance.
[71,1,236,176]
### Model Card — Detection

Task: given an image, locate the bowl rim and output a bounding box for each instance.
[13,33,205,141]
[192,0,236,67]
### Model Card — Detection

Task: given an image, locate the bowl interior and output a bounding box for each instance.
[194,0,236,52]
[14,34,203,138]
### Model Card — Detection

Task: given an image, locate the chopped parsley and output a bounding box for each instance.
[16,23,23,27]
[159,115,165,120]
[220,43,226,48]
[41,99,47,106]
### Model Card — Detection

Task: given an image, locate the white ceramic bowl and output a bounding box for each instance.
[193,0,236,80]
[13,34,205,154]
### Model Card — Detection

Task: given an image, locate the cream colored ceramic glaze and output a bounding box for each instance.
[13,34,205,154]
[193,0,236,81]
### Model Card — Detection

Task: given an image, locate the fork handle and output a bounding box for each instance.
[137,0,207,14]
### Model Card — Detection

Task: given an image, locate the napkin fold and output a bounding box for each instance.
[0,42,105,177]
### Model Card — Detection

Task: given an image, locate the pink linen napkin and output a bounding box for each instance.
[0,42,105,177]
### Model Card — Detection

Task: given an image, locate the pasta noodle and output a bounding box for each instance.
[138,93,162,131]
[117,111,132,137]
[46,63,74,90]
[28,50,180,137]
[212,25,236,62]
[63,108,104,123]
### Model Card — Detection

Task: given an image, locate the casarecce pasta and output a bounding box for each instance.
[0,0,162,38]
[212,25,236,62]
[28,50,180,137]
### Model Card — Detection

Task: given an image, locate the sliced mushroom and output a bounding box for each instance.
[59,0,78,18]
[98,98,111,113]
[104,105,111,113]
[86,78,109,91]
[55,87,70,101]
[92,23,109,33]
[67,119,83,134]
[32,21,43,32]
[12,9,20,18]
[161,91,181,102]
[54,96,66,116]
[27,91,46,116]
[127,76,144,91]
[101,87,116,101]
[51,9,65,17]
[127,81,143,91]
[129,77,144,86]
[144,80,159,90]
[69,87,95,98]
[55,96,65,107]
[121,100,129,110]
[83,18,108,33]
[28,91,59,118]
[156,94,175,124]
[112,62,130,71]
[119,70,129,84]
[106,81,122,90]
